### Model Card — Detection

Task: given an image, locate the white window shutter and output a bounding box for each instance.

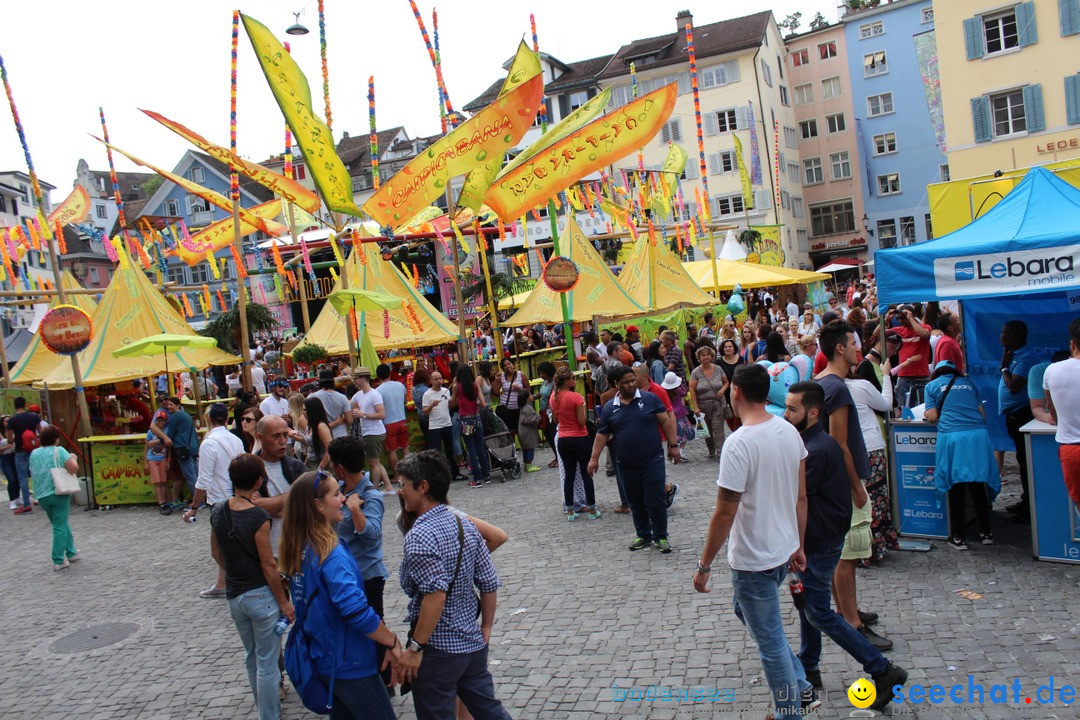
[735,106,749,130]
[707,153,721,175]
[672,119,683,142]
[705,113,719,136]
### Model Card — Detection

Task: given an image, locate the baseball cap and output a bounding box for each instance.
[153,409,168,422]
[934,360,956,372]
[821,311,839,326]
[626,325,640,333]
[28,404,41,413]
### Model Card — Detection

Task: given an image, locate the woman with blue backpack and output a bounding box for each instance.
[278,470,403,719]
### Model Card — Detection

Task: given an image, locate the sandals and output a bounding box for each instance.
[547,458,559,468]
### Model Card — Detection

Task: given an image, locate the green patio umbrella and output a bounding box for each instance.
[325,289,402,370]
[112,333,219,400]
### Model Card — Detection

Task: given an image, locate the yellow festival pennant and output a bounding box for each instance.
[733,133,755,210]
[172,200,285,265]
[485,84,677,222]
[141,109,322,215]
[457,42,543,212]
[92,136,288,238]
[47,184,91,227]
[242,13,362,217]
[363,54,544,229]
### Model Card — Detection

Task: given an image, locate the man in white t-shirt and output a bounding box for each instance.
[259,379,291,418]
[250,415,307,555]
[351,367,390,491]
[422,372,462,482]
[312,369,353,438]
[1045,318,1080,510]
[250,354,267,395]
[786,299,799,320]
[693,363,812,718]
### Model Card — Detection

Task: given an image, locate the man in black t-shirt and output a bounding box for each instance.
[7,396,39,514]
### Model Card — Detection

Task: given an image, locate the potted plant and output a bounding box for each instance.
[291,343,328,377]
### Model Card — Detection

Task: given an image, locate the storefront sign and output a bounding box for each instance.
[934,244,1080,297]
[38,304,93,356]
[542,257,580,293]
[810,236,867,253]
[1037,137,1079,154]
[890,424,948,539]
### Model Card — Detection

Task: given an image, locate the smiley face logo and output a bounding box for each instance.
[847,678,876,709]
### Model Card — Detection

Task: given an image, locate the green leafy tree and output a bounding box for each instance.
[781,12,802,34]
[198,301,279,354]
[462,271,516,303]
[809,12,828,30]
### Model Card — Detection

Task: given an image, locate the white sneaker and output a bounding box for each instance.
[8,500,16,510]
[53,559,70,571]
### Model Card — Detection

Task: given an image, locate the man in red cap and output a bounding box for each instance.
[625,326,644,362]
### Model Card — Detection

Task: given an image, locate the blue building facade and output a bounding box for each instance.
[843,0,946,252]
[136,150,273,326]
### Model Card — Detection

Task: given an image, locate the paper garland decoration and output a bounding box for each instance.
[368,76,379,190]
[230,10,240,201]
[685,24,711,221]
[530,14,546,128]
[409,0,455,132]
[317,0,332,131]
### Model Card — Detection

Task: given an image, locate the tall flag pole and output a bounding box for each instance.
[686,23,719,297]
[317,0,332,131]
[230,9,253,390]
[368,76,380,191]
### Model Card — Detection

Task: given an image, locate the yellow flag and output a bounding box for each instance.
[458,42,544,212]
[485,84,677,222]
[733,133,754,210]
[363,62,544,229]
[241,13,362,217]
[92,136,289,238]
[141,109,321,215]
[171,200,284,265]
[47,185,91,227]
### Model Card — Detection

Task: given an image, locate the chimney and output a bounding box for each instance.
[342,131,350,139]
[676,9,693,32]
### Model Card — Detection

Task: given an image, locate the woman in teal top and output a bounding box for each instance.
[29,426,80,570]
[924,360,1000,550]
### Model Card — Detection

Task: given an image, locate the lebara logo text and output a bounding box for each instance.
[953,255,1075,287]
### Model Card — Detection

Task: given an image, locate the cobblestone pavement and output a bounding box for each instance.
[2,441,1078,719]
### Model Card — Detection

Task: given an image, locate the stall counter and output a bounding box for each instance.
[79,429,208,506]
[1023,419,1079,564]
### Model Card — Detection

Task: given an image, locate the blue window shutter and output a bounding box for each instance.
[1023,84,1045,132]
[971,96,992,142]
[1017,2,1039,46]
[963,17,985,59]
[1065,75,1080,124]
[1061,0,1080,36]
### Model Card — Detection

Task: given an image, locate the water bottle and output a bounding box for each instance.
[788,576,807,611]
[273,615,291,636]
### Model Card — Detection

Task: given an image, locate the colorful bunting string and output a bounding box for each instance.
[318,0,332,130]
[230,10,240,201]
[432,9,448,132]
[530,14,546,127]
[685,24,711,219]
[409,0,456,131]
[0,52,51,242]
[368,75,380,190]
[229,244,248,279]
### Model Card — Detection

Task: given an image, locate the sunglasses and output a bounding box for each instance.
[241,416,255,423]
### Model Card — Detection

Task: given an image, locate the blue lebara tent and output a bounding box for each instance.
[875,166,1080,450]
[876,167,1080,303]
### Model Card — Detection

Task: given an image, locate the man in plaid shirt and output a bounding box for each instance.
[396,451,511,720]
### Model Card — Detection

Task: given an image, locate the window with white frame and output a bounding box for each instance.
[803,157,824,184]
[830,151,851,180]
[781,189,791,210]
[799,119,818,139]
[784,126,799,148]
[95,204,107,219]
[792,48,809,67]
[940,164,950,182]
[863,51,887,77]
[794,83,813,105]
[900,216,916,245]
[779,86,790,106]
[818,41,837,59]
[190,263,210,285]
[860,21,884,38]
[713,194,745,216]
[788,162,801,184]
[925,213,934,240]
[797,229,808,251]
[877,173,901,195]
[89,267,99,284]
[792,196,805,218]
[983,10,1019,54]
[164,199,181,216]
[873,132,897,155]
[826,112,846,133]
[660,118,683,143]
[990,89,1026,135]
[187,194,211,215]
[877,219,897,248]
[761,59,773,87]
[810,200,855,236]
[167,264,186,285]
[867,92,894,116]
[921,7,934,24]
[712,108,740,133]
[611,85,633,106]
[189,166,205,183]
[569,91,588,112]
[822,76,842,99]
[700,61,741,89]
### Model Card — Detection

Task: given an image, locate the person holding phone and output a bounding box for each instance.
[890,304,931,408]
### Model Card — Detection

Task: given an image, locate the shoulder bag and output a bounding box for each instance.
[50,447,81,496]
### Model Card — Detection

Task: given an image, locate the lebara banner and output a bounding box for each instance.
[242,13,362,218]
[934,244,1080,297]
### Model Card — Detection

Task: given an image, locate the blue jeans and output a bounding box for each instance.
[227,585,282,720]
[460,415,491,482]
[320,672,395,720]
[896,376,928,409]
[731,564,810,720]
[412,646,511,720]
[797,544,888,676]
[176,455,198,495]
[451,414,464,460]
[619,454,667,541]
[14,451,30,507]
[427,427,462,480]
[613,456,629,506]
[39,494,76,565]
[2,452,17,502]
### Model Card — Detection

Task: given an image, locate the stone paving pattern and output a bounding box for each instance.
[2,441,1078,719]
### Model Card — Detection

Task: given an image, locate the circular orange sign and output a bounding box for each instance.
[542,257,580,293]
[39,304,93,356]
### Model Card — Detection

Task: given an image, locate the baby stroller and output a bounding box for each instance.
[482,409,522,482]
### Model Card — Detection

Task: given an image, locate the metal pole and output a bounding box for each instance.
[546,198,575,371]
[231,202,252,392]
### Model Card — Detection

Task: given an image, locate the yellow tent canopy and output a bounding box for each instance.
[496,289,533,312]
[503,216,645,327]
[618,237,718,313]
[682,259,829,291]
[9,271,99,385]
[37,264,239,389]
[303,238,457,354]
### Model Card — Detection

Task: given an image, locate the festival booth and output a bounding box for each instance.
[301,245,457,451]
[36,265,239,506]
[876,167,1080,555]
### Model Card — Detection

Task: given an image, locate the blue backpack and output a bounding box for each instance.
[284,561,341,715]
